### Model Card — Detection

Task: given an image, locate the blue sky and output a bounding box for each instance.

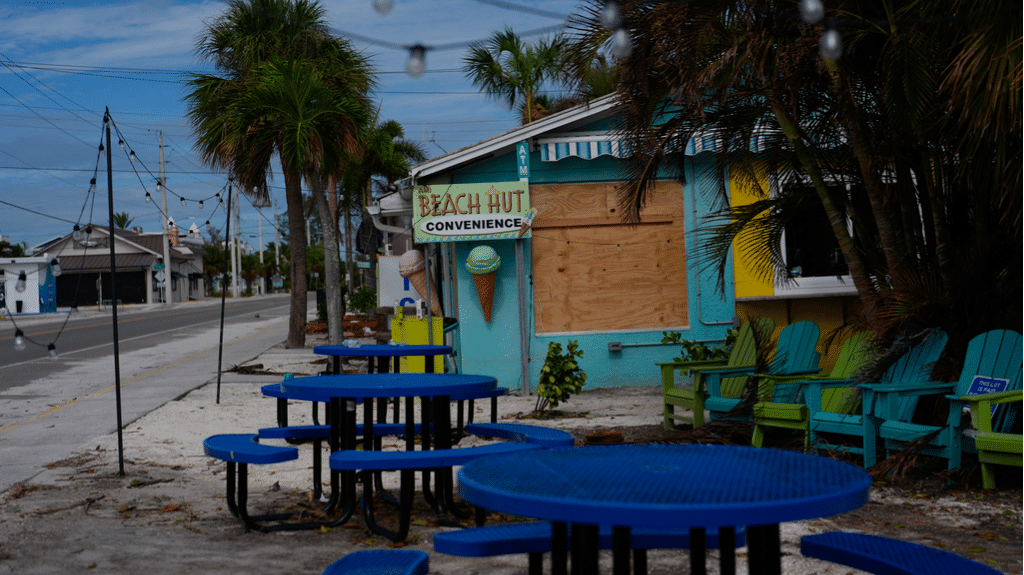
[0,0,582,251]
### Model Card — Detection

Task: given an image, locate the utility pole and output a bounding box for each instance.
[230,184,239,298]
[274,201,280,268]
[158,131,172,307]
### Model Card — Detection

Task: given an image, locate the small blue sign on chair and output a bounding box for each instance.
[967,375,1009,416]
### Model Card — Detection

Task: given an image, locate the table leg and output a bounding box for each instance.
[719,526,736,575]
[551,522,569,575]
[689,528,707,575]
[746,525,781,575]
[433,394,473,520]
[571,524,600,575]
[612,526,631,575]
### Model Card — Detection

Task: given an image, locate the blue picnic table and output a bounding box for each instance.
[457,444,870,575]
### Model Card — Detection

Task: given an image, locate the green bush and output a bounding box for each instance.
[661,328,738,368]
[534,341,588,413]
[348,286,376,316]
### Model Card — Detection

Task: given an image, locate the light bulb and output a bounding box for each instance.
[89,178,97,194]
[145,192,152,204]
[98,143,105,157]
[800,0,824,24]
[199,200,205,209]
[612,28,632,60]
[181,197,187,208]
[15,271,26,293]
[14,330,26,352]
[406,45,426,77]
[84,225,92,238]
[156,179,163,192]
[47,343,58,358]
[129,151,137,163]
[601,0,621,29]
[820,28,842,60]
[118,139,126,151]
[50,258,61,277]
[372,0,393,14]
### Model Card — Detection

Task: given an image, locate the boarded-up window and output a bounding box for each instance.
[531,181,688,334]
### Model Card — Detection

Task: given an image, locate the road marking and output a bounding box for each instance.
[0,324,278,435]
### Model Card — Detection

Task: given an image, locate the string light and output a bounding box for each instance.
[13,329,26,352]
[50,258,61,277]
[601,0,621,28]
[47,343,58,358]
[156,179,163,192]
[98,143,105,158]
[180,197,187,208]
[372,0,394,14]
[800,0,824,23]
[406,45,427,77]
[199,200,204,209]
[15,271,27,293]
[118,139,126,151]
[820,27,842,60]
[89,178,97,194]
[612,28,632,59]
[145,192,152,204]
[129,150,137,163]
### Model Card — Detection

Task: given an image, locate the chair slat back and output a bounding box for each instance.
[761,321,821,403]
[880,331,949,421]
[820,332,876,414]
[954,330,1023,433]
[721,318,775,398]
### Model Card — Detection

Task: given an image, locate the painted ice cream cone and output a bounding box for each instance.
[466,245,500,322]
[518,207,537,237]
[398,249,443,316]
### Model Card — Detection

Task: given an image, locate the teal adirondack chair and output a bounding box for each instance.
[964,389,1022,489]
[752,331,876,449]
[696,320,822,423]
[862,329,1022,470]
[660,319,774,429]
[805,330,949,457]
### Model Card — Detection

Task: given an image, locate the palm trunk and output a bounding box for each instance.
[772,105,880,314]
[284,166,308,349]
[311,173,344,345]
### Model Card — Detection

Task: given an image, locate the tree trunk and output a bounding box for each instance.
[283,167,308,349]
[311,174,344,345]
[772,105,880,315]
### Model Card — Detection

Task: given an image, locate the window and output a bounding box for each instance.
[775,184,857,297]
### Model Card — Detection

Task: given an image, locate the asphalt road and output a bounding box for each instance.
[0,293,303,494]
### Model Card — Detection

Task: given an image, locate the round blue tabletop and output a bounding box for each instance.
[458,444,870,529]
[313,344,452,357]
[280,373,497,402]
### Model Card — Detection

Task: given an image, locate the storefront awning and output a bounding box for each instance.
[57,254,157,274]
[537,133,768,162]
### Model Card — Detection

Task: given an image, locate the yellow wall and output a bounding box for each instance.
[728,165,774,298]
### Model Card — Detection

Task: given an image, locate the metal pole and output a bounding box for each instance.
[104,109,125,476]
[516,239,529,395]
[216,179,233,404]
[230,185,239,298]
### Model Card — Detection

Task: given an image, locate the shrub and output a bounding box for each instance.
[534,341,588,413]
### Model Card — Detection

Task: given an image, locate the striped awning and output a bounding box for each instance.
[537,132,768,162]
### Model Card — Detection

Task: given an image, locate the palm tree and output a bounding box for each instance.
[185,0,374,347]
[464,27,565,124]
[562,0,1021,372]
[336,115,426,283]
[112,212,134,230]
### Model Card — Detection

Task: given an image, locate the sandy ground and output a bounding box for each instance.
[0,342,1020,574]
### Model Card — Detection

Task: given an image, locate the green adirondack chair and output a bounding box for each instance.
[751,331,876,449]
[862,329,1022,470]
[659,319,774,429]
[964,389,1022,489]
[805,330,949,458]
[697,320,822,423]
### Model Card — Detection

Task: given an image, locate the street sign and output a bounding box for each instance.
[155,270,166,282]
[154,263,166,271]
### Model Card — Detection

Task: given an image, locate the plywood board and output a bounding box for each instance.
[530,181,689,333]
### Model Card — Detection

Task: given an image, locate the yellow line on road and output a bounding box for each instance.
[0,324,277,434]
